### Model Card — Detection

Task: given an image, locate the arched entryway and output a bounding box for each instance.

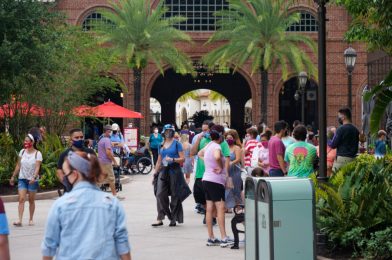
[279,77,318,129]
[150,67,253,135]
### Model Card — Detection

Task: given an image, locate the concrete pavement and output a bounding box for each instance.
[4,174,244,260]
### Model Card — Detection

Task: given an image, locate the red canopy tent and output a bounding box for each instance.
[72,105,97,117]
[94,101,143,118]
[0,102,45,118]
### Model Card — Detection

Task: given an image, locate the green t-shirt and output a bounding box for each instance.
[284,141,317,178]
[195,138,230,179]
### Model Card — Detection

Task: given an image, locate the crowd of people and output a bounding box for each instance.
[2,106,391,259]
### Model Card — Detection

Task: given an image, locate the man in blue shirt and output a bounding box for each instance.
[0,198,10,260]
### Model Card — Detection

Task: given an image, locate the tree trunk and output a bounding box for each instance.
[260,67,268,125]
[133,68,142,130]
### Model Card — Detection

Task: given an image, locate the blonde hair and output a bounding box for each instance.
[180,134,189,144]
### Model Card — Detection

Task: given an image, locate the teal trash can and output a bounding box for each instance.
[257,178,316,260]
[245,177,262,260]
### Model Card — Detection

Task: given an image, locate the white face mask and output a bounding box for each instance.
[154,129,158,134]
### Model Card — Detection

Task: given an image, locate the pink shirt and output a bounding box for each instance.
[202,142,226,186]
[268,136,285,170]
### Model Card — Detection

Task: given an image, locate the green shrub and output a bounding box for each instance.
[0,133,18,185]
[358,227,392,259]
[315,153,392,256]
[37,134,65,189]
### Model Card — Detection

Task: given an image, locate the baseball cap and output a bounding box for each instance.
[112,123,120,131]
[103,125,112,131]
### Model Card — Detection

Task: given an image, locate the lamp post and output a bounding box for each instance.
[344,47,357,110]
[314,0,329,182]
[298,71,308,124]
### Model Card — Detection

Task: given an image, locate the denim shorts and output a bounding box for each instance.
[18,179,39,192]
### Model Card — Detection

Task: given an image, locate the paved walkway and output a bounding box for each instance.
[5,174,244,260]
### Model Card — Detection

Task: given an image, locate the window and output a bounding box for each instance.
[163,0,229,31]
[287,11,318,32]
[82,12,113,31]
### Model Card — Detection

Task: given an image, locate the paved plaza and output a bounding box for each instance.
[5,173,244,260]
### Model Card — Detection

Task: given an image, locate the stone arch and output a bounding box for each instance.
[272,74,318,123]
[355,78,371,128]
[76,5,115,26]
[144,57,259,133]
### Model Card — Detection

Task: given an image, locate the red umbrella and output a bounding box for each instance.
[94,101,143,118]
[0,102,45,118]
[72,105,97,117]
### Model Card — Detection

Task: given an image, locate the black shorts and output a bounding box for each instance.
[193,178,206,205]
[202,180,225,202]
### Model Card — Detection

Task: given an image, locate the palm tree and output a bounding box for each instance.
[177,90,199,102]
[96,0,194,128]
[364,69,392,135]
[203,0,317,125]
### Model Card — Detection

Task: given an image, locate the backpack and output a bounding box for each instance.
[21,149,43,177]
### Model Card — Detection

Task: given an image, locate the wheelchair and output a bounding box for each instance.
[121,149,153,175]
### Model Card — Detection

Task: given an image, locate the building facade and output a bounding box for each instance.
[56,0,368,134]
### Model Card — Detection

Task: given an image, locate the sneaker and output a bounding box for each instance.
[206,238,221,246]
[220,237,234,248]
[116,195,125,201]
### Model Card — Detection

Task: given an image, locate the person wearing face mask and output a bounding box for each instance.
[258,130,272,175]
[224,130,243,211]
[42,151,131,260]
[9,134,42,227]
[151,124,191,227]
[328,107,360,172]
[57,128,96,196]
[149,126,163,167]
[110,123,128,155]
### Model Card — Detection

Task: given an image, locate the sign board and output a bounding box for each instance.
[124,128,138,149]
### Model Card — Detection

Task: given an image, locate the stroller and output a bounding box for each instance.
[100,154,122,192]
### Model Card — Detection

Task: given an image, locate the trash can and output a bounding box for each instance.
[245,177,261,260]
[257,178,316,260]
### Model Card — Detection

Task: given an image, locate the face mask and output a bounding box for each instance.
[62,174,74,192]
[165,131,174,139]
[72,139,84,149]
[113,131,118,135]
[24,142,32,149]
[154,129,158,134]
[226,139,234,146]
[204,132,210,139]
[338,116,344,125]
[261,141,269,149]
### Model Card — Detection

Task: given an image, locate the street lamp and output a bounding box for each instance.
[314,0,329,182]
[344,46,357,110]
[298,71,308,124]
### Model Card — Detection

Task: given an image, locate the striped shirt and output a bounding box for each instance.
[0,198,9,235]
[244,139,259,167]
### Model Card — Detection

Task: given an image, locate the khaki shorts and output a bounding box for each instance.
[332,156,355,172]
[101,163,115,185]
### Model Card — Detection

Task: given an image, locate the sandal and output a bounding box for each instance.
[28,220,34,226]
[13,222,22,227]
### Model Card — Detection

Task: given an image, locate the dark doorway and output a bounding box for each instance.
[150,67,252,136]
[279,77,318,130]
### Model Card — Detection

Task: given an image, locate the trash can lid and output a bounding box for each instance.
[257,178,313,201]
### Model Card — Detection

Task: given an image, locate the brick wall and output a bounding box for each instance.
[56,0,368,134]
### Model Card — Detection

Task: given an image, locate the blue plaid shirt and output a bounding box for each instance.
[41,181,130,259]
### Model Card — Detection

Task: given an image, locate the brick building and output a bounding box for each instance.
[55,0,368,134]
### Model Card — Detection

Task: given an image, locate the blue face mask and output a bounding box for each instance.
[204,132,211,139]
[72,139,84,149]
